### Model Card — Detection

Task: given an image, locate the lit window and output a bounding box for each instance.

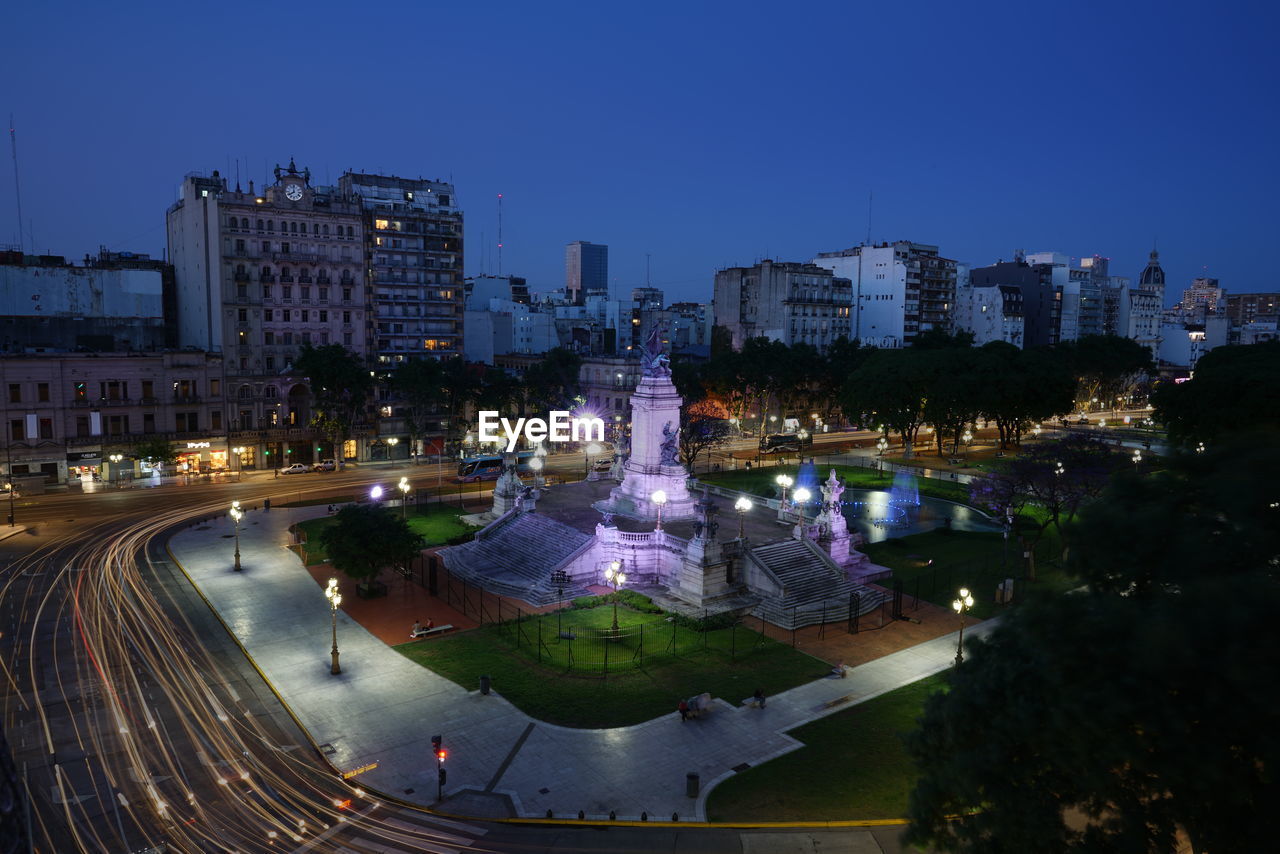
[375,219,389,230]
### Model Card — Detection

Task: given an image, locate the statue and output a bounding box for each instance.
[821,469,845,510]
[642,323,671,377]
[599,509,615,527]
[660,421,680,466]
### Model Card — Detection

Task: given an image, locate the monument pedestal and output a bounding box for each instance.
[596,373,695,522]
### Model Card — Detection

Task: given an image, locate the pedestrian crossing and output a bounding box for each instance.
[294,805,489,854]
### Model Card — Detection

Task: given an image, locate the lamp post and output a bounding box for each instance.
[735,496,752,538]
[398,476,411,519]
[792,488,811,521]
[232,446,246,477]
[108,453,123,487]
[530,456,544,489]
[1002,506,1013,571]
[775,474,793,507]
[952,587,974,666]
[4,443,14,527]
[585,441,601,478]
[325,578,342,674]
[370,485,384,502]
[1132,449,1142,466]
[230,501,243,571]
[603,560,627,633]
[961,429,973,461]
[651,489,667,530]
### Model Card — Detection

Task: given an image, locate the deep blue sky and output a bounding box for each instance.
[2,1,1276,304]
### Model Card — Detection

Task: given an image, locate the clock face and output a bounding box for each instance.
[285,183,303,201]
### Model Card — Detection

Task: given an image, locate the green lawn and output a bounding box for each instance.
[295,504,477,564]
[394,604,832,728]
[702,465,970,504]
[863,527,1076,619]
[706,673,947,821]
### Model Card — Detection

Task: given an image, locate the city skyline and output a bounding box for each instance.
[2,1,1276,302]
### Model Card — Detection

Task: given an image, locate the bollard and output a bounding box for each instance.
[479,674,491,695]
[641,811,647,822]
[672,812,679,822]
[546,809,553,818]
[264,498,271,511]
[686,772,699,798]
[609,810,616,821]
[578,810,585,820]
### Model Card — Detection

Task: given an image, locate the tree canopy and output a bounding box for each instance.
[1152,340,1280,447]
[320,503,425,585]
[1058,334,1155,411]
[293,344,372,467]
[907,440,1280,852]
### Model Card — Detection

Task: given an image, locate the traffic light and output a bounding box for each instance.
[431,734,443,761]
[438,768,447,786]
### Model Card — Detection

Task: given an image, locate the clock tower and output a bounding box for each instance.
[270,157,311,205]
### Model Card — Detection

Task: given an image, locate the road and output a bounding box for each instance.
[1,456,927,853]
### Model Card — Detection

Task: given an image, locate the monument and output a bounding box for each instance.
[814,469,871,575]
[594,324,696,522]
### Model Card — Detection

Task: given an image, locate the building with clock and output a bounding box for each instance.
[167,161,370,464]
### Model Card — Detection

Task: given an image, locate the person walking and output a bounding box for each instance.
[678,699,689,722]
[752,688,766,709]
[411,619,422,637]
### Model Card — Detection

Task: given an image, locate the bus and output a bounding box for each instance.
[456,450,536,482]
[759,431,812,454]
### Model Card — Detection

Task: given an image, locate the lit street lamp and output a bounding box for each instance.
[651,489,667,529]
[399,476,411,519]
[370,485,384,502]
[1002,506,1014,571]
[585,442,602,477]
[961,429,973,460]
[952,587,974,666]
[792,487,811,521]
[734,496,752,538]
[1132,449,1142,466]
[775,474,793,506]
[325,577,342,675]
[108,453,123,487]
[529,455,544,488]
[230,500,243,571]
[603,560,627,632]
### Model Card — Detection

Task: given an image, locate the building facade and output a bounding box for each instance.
[565,241,608,305]
[954,283,1025,347]
[167,162,370,463]
[2,352,228,486]
[812,241,956,347]
[1224,292,1279,325]
[713,260,852,353]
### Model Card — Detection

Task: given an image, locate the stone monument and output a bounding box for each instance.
[814,469,870,574]
[595,324,696,521]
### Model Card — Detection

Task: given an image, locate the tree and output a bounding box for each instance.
[393,358,445,464]
[842,349,932,457]
[1152,340,1280,447]
[522,348,582,413]
[679,398,732,471]
[815,337,871,425]
[972,343,1075,449]
[132,436,177,467]
[320,503,425,588]
[293,344,372,470]
[437,356,481,449]
[919,347,983,456]
[1059,334,1154,412]
[907,442,1280,853]
[968,435,1123,577]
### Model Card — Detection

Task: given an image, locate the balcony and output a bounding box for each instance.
[259,273,276,283]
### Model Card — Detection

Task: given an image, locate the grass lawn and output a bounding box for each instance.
[394,604,832,728]
[702,465,970,505]
[295,504,478,564]
[706,673,948,821]
[863,527,1077,619]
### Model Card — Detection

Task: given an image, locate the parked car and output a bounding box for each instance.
[592,456,615,472]
[312,459,336,472]
[279,463,309,475]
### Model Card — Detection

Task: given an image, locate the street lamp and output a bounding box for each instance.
[952,587,974,665]
[370,485,384,501]
[529,455,544,488]
[1032,425,1042,439]
[603,559,627,632]
[775,474,793,506]
[1002,506,1014,571]
[876,437,888,477]
[230,500,243,572]
[398,476,411,519]
[651,489,667,529]
[1132,449,1142,466]
[793,487,811,520]
[734,496,752,538]
[585,441,602,477]
[1196,442,1206,454]
[108,453,123,487]
[232,446,246,474]
[1054,461,1065,477]
[325,578,342,675]
[961,429,973,460]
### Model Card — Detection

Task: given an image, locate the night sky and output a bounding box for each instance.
[2,0,1276,304]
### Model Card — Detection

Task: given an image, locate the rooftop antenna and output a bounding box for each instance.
[496,193,504,276]
[646,253,651,287]
[866,190,873,245]
[9,115,25,253]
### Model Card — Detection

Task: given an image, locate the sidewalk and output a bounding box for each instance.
[168,506,996,821]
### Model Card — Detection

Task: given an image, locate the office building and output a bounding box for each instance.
[565,241,608,305]
[1224,292,1279,325]
[713,260,852,353]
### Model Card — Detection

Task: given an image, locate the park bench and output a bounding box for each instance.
[686,692,713,719]
[410,624,454,639]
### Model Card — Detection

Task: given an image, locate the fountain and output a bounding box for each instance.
[889,470,920,508]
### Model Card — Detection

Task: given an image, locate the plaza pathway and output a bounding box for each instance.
[168,504,996,821]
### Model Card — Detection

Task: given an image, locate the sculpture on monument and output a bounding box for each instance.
[642,324,671,377]
[660,421,680,466]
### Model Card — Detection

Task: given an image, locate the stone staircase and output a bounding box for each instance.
[440,513,594,605]
[749,537,889,630]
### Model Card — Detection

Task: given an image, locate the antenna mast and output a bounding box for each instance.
[866,190,873,245]
[496,193,504,276]
[9,115,25,253]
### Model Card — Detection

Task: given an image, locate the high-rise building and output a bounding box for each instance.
[167,161,369,461]
[1181,277,1225,314]
[339,172,464,364]
[1023,252,1127,342]
[565,241,608,305]
[1225,292,1280,325]
[969,254,1058,348]
[713,260,852,353]
[1120,248,1166,361]
[812,241,956,347]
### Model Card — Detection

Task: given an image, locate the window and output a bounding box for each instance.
[346,226,353,237]
[301,286,310,300]
[319,310,328,322]
[76,415,90,438]
[283,286,292,299]
[210,411,222,430]
[7,384,19,403]
[143,413,155,433]
[101,380,126,401]
[264,309,274,321]
[235,238,246,252]
[343,332,353,345]
[265,356,275,370]
[37,382,49,402]
[257,219,264,230]
[141,380,154,399]
[322,224,329,235]
[302,332,312,344]
[39,418,53,440]
[319,287,328,302]
[263,284,272,299]
[265,331,275,345]
[342,311,351,324]
[238,385,253,400]
[238,309,248,323]
[283,332,293,345]
[267,220,274,232]
[282,242,290,253]
[175,412,198,432]
[342,288,352,301]
[210,379,220,397]
[241,217,248,228]
[9,420,24,441]
[262,240,271,252]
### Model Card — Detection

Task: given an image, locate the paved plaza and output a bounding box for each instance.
[168,504,995,821]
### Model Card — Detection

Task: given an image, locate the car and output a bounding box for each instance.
[593,456,615,472]
[312,459,336,472]
[279,463,309,475]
